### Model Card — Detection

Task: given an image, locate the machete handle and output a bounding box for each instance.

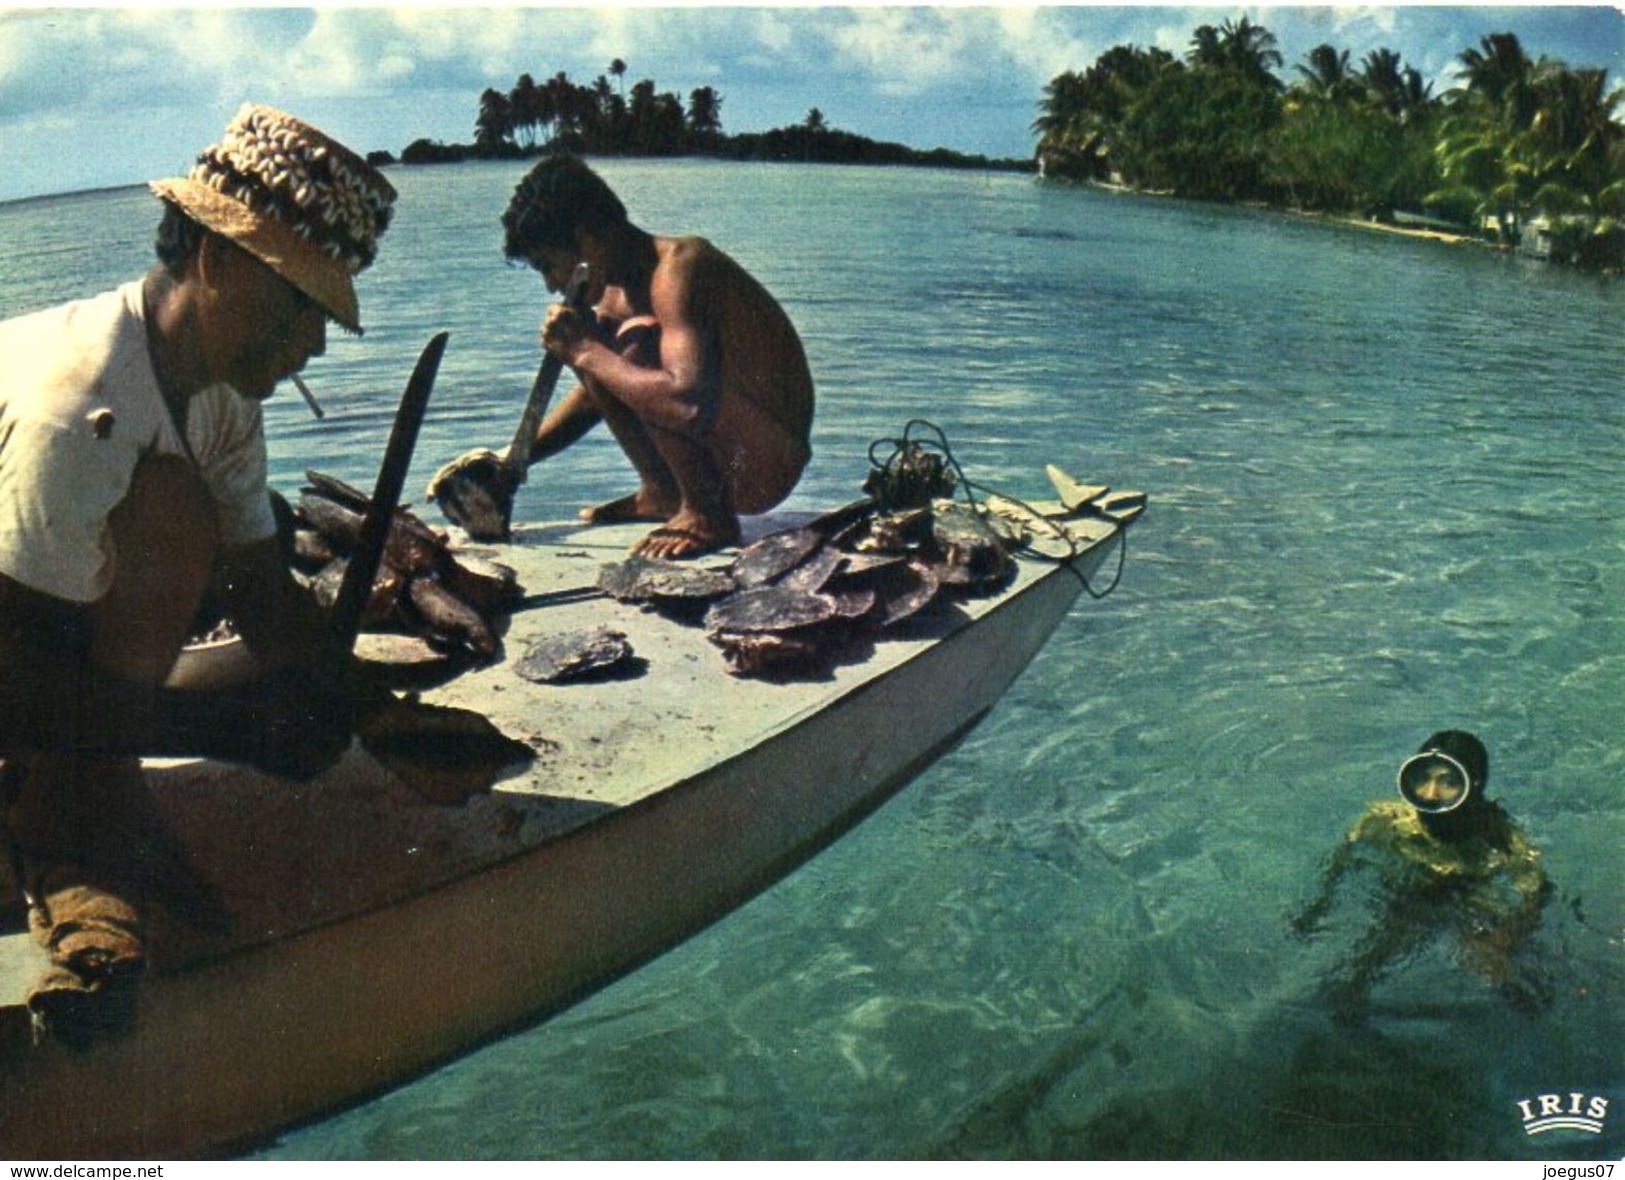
[504,262,592,483]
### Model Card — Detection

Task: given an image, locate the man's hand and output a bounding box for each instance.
[161,664,359,781]
[541,304,597,367]
[229,664,360,780]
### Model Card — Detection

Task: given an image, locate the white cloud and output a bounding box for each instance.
[824,8,1001,96]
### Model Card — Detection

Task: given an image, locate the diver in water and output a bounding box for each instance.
[1291,730,1552,1023]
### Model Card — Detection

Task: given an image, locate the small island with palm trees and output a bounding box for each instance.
[386,59,1029,173]
[385,23,1621,274]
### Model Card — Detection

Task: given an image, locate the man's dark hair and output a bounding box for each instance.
[154,200,208,277]
[502,154,627,261]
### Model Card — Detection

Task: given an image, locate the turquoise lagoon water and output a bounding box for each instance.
[1,161,1620,1160]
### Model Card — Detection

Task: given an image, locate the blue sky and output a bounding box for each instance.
[1,5,1620,202]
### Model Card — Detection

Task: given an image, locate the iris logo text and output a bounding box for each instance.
[1516,1092,1610,1136]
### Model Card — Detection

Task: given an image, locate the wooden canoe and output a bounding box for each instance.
[0,505,1132,1158]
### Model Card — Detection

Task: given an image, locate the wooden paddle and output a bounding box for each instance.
[330,331,449,651]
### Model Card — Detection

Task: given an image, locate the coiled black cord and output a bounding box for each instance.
[865,419,1129,599]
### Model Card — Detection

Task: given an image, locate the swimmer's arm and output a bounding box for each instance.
[1504,836,1552,938]
[1290,837,1357,935]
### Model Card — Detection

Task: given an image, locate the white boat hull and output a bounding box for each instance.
[0,512,1124,1157]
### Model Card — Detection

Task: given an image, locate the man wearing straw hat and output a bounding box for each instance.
[0,104,395,1041]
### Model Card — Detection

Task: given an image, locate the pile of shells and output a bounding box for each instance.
[290,470,522,662]
[597,496,1016,679]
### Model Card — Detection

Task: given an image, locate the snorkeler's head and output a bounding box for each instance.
[1397,730,1488,814]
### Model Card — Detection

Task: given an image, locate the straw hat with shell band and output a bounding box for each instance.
[149,103,396,335]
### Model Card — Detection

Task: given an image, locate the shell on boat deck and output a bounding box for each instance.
[307,557,402,628]
[703,584,841,635]
[514,626,636,684]
[858,506,933,554]
[776,546,844,594]
[403,576,498,660]
[930,500,1010,587]
[440,553,523,613]
[876,558,943,628]
[830,586,878,621]
[709,629,823,676]
[597,557,737,604]
[730,526,825,587]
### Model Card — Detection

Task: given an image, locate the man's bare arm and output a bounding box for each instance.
[526,382,603,464]
[216,535,333,670]
[545,247,715,436]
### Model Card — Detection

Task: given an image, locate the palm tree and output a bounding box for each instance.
[804,108,828,133]
[687,86,723,146]
[1456,32,1536,125]
[1523,64,1625,265]
[1294,43,1354,99]
[1432,34,1545,241]
[547,71,579,137]
[1189,16,1283,90]
[1033,45,1175,181]
[609,58,627,98]
[510,73,541,149]
[475,87,514,151]
[1033,69,1106,178]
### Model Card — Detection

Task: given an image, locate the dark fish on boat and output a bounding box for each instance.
[293,470,522,667]
[403,576,498,660]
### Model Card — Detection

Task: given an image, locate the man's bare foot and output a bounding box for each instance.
[631,512,741,561]
[581,490,673,525]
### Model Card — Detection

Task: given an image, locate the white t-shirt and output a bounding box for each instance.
[0,280,276,603]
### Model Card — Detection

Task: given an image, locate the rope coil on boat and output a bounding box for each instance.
[864,419,1129,599]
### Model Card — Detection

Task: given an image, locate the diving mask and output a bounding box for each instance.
[1397,749,1473,814]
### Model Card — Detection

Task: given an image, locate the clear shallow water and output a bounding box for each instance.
[2,162,1620,1160]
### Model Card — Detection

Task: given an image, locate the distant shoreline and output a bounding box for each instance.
[0,162,1500,260]
[1080,177,1497,253]
[381,135,1034,176]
